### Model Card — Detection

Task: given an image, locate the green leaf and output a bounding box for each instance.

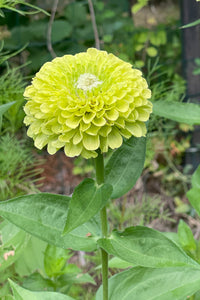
[21,273,55,292]
[96,266,200,300]
[153,101,200,125]
[0,44,27,65]
[0,220,30,271]
[0,102,16,129]
[105,136,146,199]
[6,22,46,48]
[146,46,158,57]
[2,297,13,300]
[9,279,75,300]
[131,0,149,14]
[192,165,200,189]
[193,290,200,299]
[103,34,113,43]
[51,20,72,43]
[193,68,200,75]
[14,236,47,277]
[44,245,72,277]
[96,257,133,270]
[0,193,100,251]
[178,220,196,253]
[58,264,96,286]
[63,179,112,234]
[65,2,87,26]
[108,257,133,269]
[187,188,200,217]
[149,31,166,46]
[97,226,199,268]
[0,280,13,298]
[181,18,200,29]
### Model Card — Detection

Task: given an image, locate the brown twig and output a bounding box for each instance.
[47,0,59,58]
[88,0,100,50]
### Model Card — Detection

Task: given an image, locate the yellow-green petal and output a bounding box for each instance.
[105,109,119,121]
[58,130,76,142]
[34,134,49,149]
[83,112,96,124]
[107,128,123,149]
[73,131,82,145]
[64,142,83,157]
[82,133,100,150]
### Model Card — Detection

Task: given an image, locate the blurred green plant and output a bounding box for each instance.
[131,0,149,14]
[0,66,25,133]
[0,134,42,200]
[0,0,48,17]
[109,194,173,231]
[0,223,95,299]
[73,156,94,177]
[0,0,180,77]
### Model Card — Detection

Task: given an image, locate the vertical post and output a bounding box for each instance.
[181,0,200,170]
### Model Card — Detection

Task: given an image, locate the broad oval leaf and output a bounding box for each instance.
[0,193,100,251]
[97,226,199,268]
[9,279,75,300]
[96,266,200,300]
[105,136,146,199]
[64,178,113,234]
[153,101,200,125]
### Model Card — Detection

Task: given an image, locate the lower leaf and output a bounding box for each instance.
[96,266,200,300]
[9,279,75,300]
[0,194,100,251]
[97,226,199,268]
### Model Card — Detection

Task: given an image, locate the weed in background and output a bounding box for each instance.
[0,134,42,200]
[0,67,25,133]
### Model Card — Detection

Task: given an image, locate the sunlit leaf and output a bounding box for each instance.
[0,193,100,251]
[105,136,146,199]
[63,178,112,234]
[97,226,199,268]
[153,101,200,125]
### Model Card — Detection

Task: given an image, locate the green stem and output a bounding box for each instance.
[94,150,108,300]
[100,207,109,300]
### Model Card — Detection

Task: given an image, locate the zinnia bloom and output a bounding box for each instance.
[24,48,152,159]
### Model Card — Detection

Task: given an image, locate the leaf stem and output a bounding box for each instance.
[94,150,108,300]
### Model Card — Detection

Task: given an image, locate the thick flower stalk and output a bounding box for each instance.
[24,48,152,159]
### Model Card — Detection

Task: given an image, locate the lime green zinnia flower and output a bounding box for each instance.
[24,48,152,159]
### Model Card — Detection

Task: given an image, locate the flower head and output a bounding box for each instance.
[24,48,152,159]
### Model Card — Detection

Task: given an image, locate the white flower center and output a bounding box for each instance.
[76,73,102,91]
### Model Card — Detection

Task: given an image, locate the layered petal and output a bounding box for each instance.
[24,48,152,159]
